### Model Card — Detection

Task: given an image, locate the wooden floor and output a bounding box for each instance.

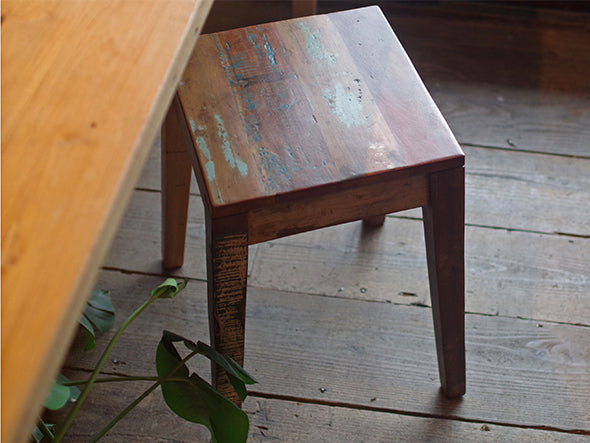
[48,1,589,441]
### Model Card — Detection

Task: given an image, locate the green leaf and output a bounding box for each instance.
[56,374,81,402]
[87,289,115,314]
[161,331,257,401]
[32,420,54,442]
[32,425,45,443]
[44,374,82,411]
[44,382,70,410]
[84,290,115,332]
[156,334,250,443]
[79,313,96,350]
[196,341,257,384]
[79,290,115,350]
[84,304,115,333]
[152,279,187,299]
[195,342,257,401]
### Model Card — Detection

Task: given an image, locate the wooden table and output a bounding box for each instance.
[1,1,213,441]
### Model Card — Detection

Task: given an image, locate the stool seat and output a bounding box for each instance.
[176,6,463,218]
[162,6,465,404]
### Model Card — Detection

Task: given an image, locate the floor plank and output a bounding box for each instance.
[47,380,588,442]
[139,133,590,238]
[57,271,590,434]
[378,2,590,93]
[105,190,589,325]
[463,146,589,236]
[430,82,590,157]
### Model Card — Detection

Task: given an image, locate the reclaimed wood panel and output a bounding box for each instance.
[138,131,590,239]
[105,190,589,325]
[177,6,463,217]
[58,272,590,433]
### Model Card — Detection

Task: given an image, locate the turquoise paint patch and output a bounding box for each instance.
[195,136,216,182]
[189,118,197,134]
[248,32,278,67]
[242,87,256,110]
[298,22,335,64]
[264,40,277,65]
[204,161,216,181]
[236,159,248,177]
[323,82,363,128]
[196,137,215,181]
[214,114,235,167]
[212,36,230,66]
[195,136,211,160]
[247,33,258,45]
[258,147,291,192]
[214,114,248,177]
[243,113,262,143]
[278,101,296,112]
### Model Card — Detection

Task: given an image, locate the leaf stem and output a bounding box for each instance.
[37,418,55,440]
[53,291,163,442]
[61,376,160,386]
[90,351,197,442]
[61,375,191,386]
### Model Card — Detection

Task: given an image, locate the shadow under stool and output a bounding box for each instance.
[161,6,465,404]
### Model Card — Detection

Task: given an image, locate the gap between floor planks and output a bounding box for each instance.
[140,136,590,238]
[105,189,589,326]
[47,373,589,441]
[53,271,590,437]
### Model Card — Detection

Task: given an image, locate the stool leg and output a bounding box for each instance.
[422,166,465,398]
[206,214,249,405]
[363,214,386,227]
[162,98,192,269]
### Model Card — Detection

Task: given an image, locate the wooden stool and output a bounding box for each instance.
[162,6,465,403]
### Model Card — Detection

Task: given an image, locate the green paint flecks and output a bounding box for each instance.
[298,22,335,64]
[323,82,363,128]
[214,114,248,177]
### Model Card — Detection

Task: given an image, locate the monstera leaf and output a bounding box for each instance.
[156,331,257,443]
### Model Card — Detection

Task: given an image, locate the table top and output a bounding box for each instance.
[1,1,212,441]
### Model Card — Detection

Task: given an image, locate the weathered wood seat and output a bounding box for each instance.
[162,6,465,403]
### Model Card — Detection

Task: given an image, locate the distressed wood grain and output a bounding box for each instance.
[58,271,590,433]
[463,146,590,236]
[46,378,588,442]
[177,6,463,218]
[0,1,213,441]
[104,190,589,325]
[250,219,590,325]
[206,215,249,403]
[430,82,590,157]
[379,2,590,94]
[139,130,590,239]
